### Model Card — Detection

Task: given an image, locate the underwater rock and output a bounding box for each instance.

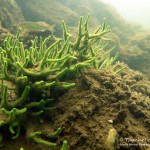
[105,128,120,150]
[19,21,55,32]
[0,0,24,29]
[19,29,55,49]
[119,31,150,79]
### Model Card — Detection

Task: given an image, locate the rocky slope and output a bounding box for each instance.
[120,31,150,79]
[1,63,150,150]
[0,0,24,29]
[15,0,136,39]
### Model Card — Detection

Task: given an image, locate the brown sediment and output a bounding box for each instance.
[1,67,150,150]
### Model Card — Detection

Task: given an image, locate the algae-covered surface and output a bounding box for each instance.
[19,21,55,32]
[0,1,150,150]
[1,65,150,150]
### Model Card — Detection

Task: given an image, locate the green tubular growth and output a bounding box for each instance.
[61,140,68,150]
[28,132,57,148]
[0,14,120,148]
[0,107,27,139]
[47,127,61,139]
[0,14,117,94]
[1,86,30,110]
[52,82,75,91]
[25,99,56,115]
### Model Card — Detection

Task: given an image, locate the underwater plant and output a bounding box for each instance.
[0,14,119,149]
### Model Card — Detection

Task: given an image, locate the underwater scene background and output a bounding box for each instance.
[0,0,150,150]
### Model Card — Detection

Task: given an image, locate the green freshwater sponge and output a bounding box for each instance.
[0,14,118,149]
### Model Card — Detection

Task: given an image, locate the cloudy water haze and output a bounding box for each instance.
[100,0,150,29]
[1,1,150,150]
